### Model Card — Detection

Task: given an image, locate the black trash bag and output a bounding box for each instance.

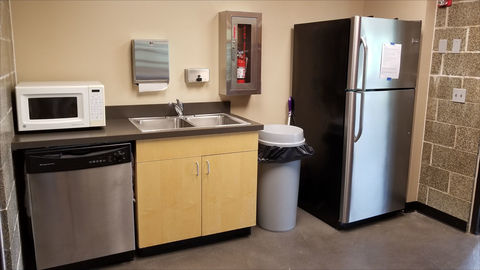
[258,143,314,163]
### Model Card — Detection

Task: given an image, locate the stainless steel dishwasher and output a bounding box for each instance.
[25,143,135,270]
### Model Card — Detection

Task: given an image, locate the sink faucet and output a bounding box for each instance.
[171,99,184,117]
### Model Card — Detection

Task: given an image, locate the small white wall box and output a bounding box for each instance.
[185,68,210,83]
[452,88,466,103]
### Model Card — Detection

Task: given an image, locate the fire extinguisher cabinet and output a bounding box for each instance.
[219,11,262,96]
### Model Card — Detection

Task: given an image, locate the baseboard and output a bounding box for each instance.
[137,227,251,257]
[404,201,418,213]
[405,201,467,231]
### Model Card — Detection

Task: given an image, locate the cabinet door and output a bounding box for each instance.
[202,151,257,236]
[136,157,201,248]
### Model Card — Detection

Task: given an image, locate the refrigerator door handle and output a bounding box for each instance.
[354,36,368,142]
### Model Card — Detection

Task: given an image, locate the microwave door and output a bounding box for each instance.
[19,92,89,131]
[28,97,79,120]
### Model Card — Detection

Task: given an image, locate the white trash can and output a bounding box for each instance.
[257,124,306,232]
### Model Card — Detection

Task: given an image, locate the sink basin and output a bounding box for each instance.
[129,113,250,132]
[129,117,193,132]
[184,113,250,127]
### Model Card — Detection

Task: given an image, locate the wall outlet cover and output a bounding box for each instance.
[438,39,448,53]
[452,88,466,103]
[452,39,461,53]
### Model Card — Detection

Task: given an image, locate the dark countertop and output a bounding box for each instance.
[12,117,263,150]
[11,102,263,150]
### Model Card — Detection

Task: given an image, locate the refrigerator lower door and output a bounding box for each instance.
[340,89,414,224]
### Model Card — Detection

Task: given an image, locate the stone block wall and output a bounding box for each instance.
[0,0,22,269]
[419,0,480,222]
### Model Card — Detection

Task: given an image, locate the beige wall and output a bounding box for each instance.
[12,0,434,202]
[363,0,436,202]
[11,0,365,125]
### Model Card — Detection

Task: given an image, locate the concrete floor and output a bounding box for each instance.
[103,209,480,270]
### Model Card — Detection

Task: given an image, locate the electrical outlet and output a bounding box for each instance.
[452,88,466,103]
[452,39,461,53]
[439,39,447,53]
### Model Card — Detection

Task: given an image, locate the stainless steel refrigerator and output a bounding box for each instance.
[292,16,421,228]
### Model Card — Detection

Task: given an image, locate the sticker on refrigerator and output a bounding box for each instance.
[380,43,402,79]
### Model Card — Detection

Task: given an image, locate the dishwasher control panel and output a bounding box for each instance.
[88,149,128,165]
[26,143,132,174]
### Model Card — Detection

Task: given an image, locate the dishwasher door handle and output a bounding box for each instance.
[29,147,124,160]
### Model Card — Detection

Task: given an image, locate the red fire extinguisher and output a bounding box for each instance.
[438,0,452,7]
[237,25,248,84]
[237,53,246,84]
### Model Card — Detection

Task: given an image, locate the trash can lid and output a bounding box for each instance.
[258,124,305,147]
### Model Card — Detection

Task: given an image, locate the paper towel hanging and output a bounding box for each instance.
[132,39,169,92]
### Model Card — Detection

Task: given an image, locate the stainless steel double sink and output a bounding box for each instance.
[129,113,250,133]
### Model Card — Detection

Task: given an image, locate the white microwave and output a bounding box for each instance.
[15,81,106,131]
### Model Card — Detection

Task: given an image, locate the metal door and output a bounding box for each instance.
[347,16,421,91]
[341,89,414,223]
[27,163,135,269]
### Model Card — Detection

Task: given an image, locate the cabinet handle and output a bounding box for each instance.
[206,160,210,175]
[195,161,199,176]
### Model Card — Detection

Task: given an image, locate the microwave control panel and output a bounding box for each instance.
[88,87,106,126]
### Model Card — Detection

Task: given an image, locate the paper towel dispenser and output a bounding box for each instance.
[132,40,169,84]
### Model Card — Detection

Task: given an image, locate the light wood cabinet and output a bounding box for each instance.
[136,157,201,247]
[136,132,258,248]
[201,151,257,236]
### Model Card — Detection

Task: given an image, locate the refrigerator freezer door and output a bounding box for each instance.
[340,89,414,224]
[348,17,421,90]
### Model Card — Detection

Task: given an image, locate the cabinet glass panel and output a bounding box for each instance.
[234,24,252,84]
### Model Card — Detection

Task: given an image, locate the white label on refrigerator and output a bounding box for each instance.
[380,43,402,79]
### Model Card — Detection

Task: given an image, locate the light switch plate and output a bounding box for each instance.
[439,39,448,53]
[452,88,466,103]
[452,39,461,53]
